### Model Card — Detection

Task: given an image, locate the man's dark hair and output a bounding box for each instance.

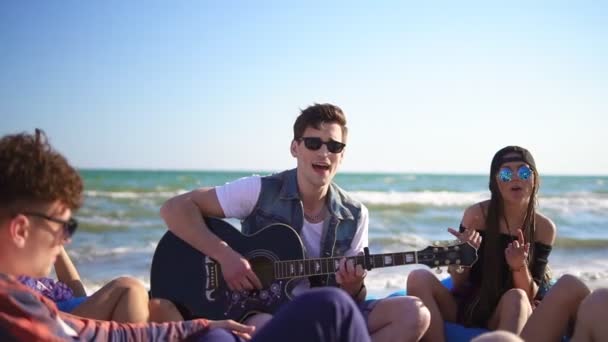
[293,103,348,141]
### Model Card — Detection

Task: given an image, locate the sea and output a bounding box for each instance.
[69,170,608,297]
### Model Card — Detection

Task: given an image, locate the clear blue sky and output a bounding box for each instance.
[1,1,606,175]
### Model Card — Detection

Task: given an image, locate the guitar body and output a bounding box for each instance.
[150,217,305,321]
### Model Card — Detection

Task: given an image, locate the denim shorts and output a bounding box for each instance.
[56,296,88,313]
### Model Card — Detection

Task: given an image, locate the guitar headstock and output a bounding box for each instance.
[417,241,478,269]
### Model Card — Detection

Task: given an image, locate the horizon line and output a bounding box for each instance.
[76,167,608,178]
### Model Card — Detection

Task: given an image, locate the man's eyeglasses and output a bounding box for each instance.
[22,212,78,238]
[498,165,533,183]
[299,137,346,154]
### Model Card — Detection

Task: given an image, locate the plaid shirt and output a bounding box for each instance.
[0,273,209,341]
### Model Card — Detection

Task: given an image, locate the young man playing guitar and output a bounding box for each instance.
[160,103,431,342]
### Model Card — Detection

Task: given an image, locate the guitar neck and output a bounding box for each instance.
[274,251,418,279]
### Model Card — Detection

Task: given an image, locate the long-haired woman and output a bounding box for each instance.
[407,146,556,341]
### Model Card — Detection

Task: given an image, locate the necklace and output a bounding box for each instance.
[503,214,527,242]
[304,206,327,222]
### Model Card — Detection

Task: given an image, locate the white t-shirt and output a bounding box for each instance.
[215,175,369,259]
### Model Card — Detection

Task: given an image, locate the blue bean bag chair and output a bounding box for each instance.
[370,277,489,341]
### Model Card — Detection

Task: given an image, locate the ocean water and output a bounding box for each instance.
[70,170,608,296]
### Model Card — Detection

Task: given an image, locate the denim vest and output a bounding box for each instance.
[240,168,362,287]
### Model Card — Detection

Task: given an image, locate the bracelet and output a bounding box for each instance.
[353,283,366,298]
[510,264,527,272]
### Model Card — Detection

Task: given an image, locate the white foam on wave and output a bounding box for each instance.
[78,215,160,228]
[351,191,488,207]
[541,192,608,214]
[84,189,189,199]
[350,190,608,214]
[69,242,157,260]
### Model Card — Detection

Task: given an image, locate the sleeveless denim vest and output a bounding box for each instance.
[240,168,362,287]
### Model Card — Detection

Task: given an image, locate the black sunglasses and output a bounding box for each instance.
[299,137,346,153]
[22,212,78,238]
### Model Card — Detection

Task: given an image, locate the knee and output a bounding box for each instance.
[472,331,524,342]
[379,297,431,335]
[579,288,608,317]
[109,276,145,290]
[501,289,532,314]
[553,274,590,299]
[107,276,148,296]
[149,298,181,319]
[402,297,431,333]
[406,269,436,292]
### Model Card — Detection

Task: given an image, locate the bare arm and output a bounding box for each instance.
[160,187,262,290]
[54,247,87,297]
[509,215,556,301]
[449,202,486,290]
[160,188,230,261]
[60,311,213,341]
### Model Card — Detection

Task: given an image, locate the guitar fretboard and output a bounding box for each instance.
[274,252,417,279]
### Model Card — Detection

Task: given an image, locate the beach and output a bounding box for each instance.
[70,170,608,295]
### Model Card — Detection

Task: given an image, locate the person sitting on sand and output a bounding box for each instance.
[407,146,556,341]
[160,103,431,341]
[0,129,373,342]
[18,245,185,323]
[472,276,608,341]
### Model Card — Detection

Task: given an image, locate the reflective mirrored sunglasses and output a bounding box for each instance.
[22,212,78,238]
[299,137,346,153]
[498,165,533,182]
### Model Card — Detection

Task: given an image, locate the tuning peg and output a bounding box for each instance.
[435,267,443,274]
[455,266,464,274]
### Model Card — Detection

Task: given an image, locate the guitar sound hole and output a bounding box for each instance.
[249,256,275,288]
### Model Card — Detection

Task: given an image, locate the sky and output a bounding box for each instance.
[1,1,606,175]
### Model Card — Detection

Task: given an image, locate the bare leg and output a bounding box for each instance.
[472,331,523,342]
[521,274,590,341]
[406,269,458,342]
[572,288,608,342]
[148,298,184,322]
[71,276,150,323]
[366,295,430,342]
[487,288,532,334]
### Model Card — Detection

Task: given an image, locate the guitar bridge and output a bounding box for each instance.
[205,256,219,301]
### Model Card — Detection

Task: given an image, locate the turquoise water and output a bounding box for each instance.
[70,170,608,294]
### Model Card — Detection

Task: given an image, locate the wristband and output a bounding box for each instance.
[353,283,365,298]
[510,264,527,272]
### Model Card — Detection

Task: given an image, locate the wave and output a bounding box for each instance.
[350,190,608,213]
[370,233,608,251]
[69,243,157,260]
[553,237,608,249]
[369,235,432,249]
[77,216,162,231]
[84,188,608,212]
[351,191,488,208]
[84,189,188,199]
[540,192,608,214]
